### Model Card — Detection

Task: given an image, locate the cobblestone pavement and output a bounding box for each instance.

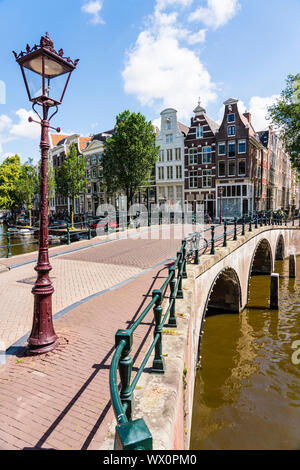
[0,223,223,450]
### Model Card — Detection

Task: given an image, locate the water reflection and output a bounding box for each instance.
[0,224,38,258]
[191,256,300,450]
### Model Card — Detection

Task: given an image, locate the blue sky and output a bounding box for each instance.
[0,0,299,163]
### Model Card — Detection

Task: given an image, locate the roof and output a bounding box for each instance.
[178,121,189,136]
[50,133,69,148]
[204,114,219,135]
[79,137,91,152]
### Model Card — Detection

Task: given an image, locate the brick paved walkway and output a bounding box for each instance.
[0,222,225,450]
[0,225,186,450]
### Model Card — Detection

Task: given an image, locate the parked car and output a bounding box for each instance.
[91,216,118,232]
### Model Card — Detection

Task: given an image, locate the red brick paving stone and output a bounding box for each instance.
[0,261,172,450]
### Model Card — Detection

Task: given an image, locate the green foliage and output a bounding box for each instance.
[56,142,87,199]
[102,110,159,208]
[16,158,38,209]
[55,142,87,226]
[0,154,23,211]
[268,73,300,173]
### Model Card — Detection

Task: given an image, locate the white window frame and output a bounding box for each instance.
[238,159,246,176]
[238,140,246,154]
[158,167,164,180]
[227,113,235,123]
[176,165,182,179]
[196,126,204,138]
[202,169,212,188]
[228,141,236,158]
[167,166,173,180]
[228,125,236,137]
[167,149,173,161]
[166,134,173,144]
[175,148,181,161]
[228,160,236,177]
[189,148,198,165]
[218,160,226,177]
[202,146,212,164]
[218,142,226,156]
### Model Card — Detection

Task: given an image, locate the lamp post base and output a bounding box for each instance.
[27,339,59,356]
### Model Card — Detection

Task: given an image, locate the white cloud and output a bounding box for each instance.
[81,0,104,25]
[248,95,280,131]
[122,0,225,120]
[0,109,41,157]
[189,0,241,29]
[10,109,41,139]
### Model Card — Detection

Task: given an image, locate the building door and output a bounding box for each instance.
[243,199,248,215]
[207,201,214,217]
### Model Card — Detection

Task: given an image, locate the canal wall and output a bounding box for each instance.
[99,227,300,451]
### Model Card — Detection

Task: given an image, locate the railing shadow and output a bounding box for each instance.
[23,262,171,450]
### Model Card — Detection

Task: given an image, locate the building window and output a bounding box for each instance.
[92,155,97,165]
[176,186,182,201]
[92,168,97,178]
[202,146,212,164]
[189,148,198,165]
[166,118,171,130]
[218,142,226,156]
[196,126,204,138]
[158,167,164,180]
[243,185,247,196]
[238,140,246,153]
[176,165,182,179]
[166,134,173,144]
[167,186,174,201]
[219,161,226,177]
[86,157,90,166]
[228,113,235,123]
[159,187,165,199]
[99,168,103,178]
[189,170,198,188]
[202,169,212,188]
[228,125,236,136]
[228,160,236,176]
[175,148,181,160]
[228,141,236,158]
[93,183,98,193]
[238,160,246,176]
[167,149,173,161]
[167,166,173,180]
[159,150,164,162]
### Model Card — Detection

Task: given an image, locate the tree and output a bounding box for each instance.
[0,155,23,220]
[268,73,300,173]
[55,142,87,228]
[16,158,38,226]
[102,110,159,210]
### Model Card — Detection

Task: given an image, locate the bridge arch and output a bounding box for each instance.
[197,267,242,362]
[246,238,273,304]
[275,234,285,260]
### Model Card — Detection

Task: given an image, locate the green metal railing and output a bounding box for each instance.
[109,213,300,450]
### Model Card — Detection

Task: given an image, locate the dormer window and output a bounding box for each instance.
[166,118,171,130]
[166,134,173,144]
[228,113,235,123]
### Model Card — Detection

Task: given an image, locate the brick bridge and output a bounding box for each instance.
[104,225,300,451]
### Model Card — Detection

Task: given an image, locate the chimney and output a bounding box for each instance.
[243,111,252,124]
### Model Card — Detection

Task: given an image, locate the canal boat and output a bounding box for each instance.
[18,229,32,236]
[7,228,19,234]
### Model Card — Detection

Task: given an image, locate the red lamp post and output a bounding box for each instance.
[13,33,79,355]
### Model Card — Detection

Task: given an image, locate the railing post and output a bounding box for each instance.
[210,225,215,255]
[67,223,71,245]
[242,217,245,236]
[260,216,263,228]
[255,215,258,229]
[166,268,177,327]
[285,215,288,227]
[115,329,134,421]
[88,222,92,240]
[249,213,252,232]
[233,218,237,241]
[177,251,184,299]
[292,215,295,227]
[182,240,187,279]
[194,234,200,265]
[7,231,12,258]
[151,290,166,374]
[223,220,227,247]
[264,215,267,226]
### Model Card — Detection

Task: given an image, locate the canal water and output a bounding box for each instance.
[190,256,300,450]
[0,224,39,258]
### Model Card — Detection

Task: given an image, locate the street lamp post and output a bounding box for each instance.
[219,186,224,223]
[13,33,79,355]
